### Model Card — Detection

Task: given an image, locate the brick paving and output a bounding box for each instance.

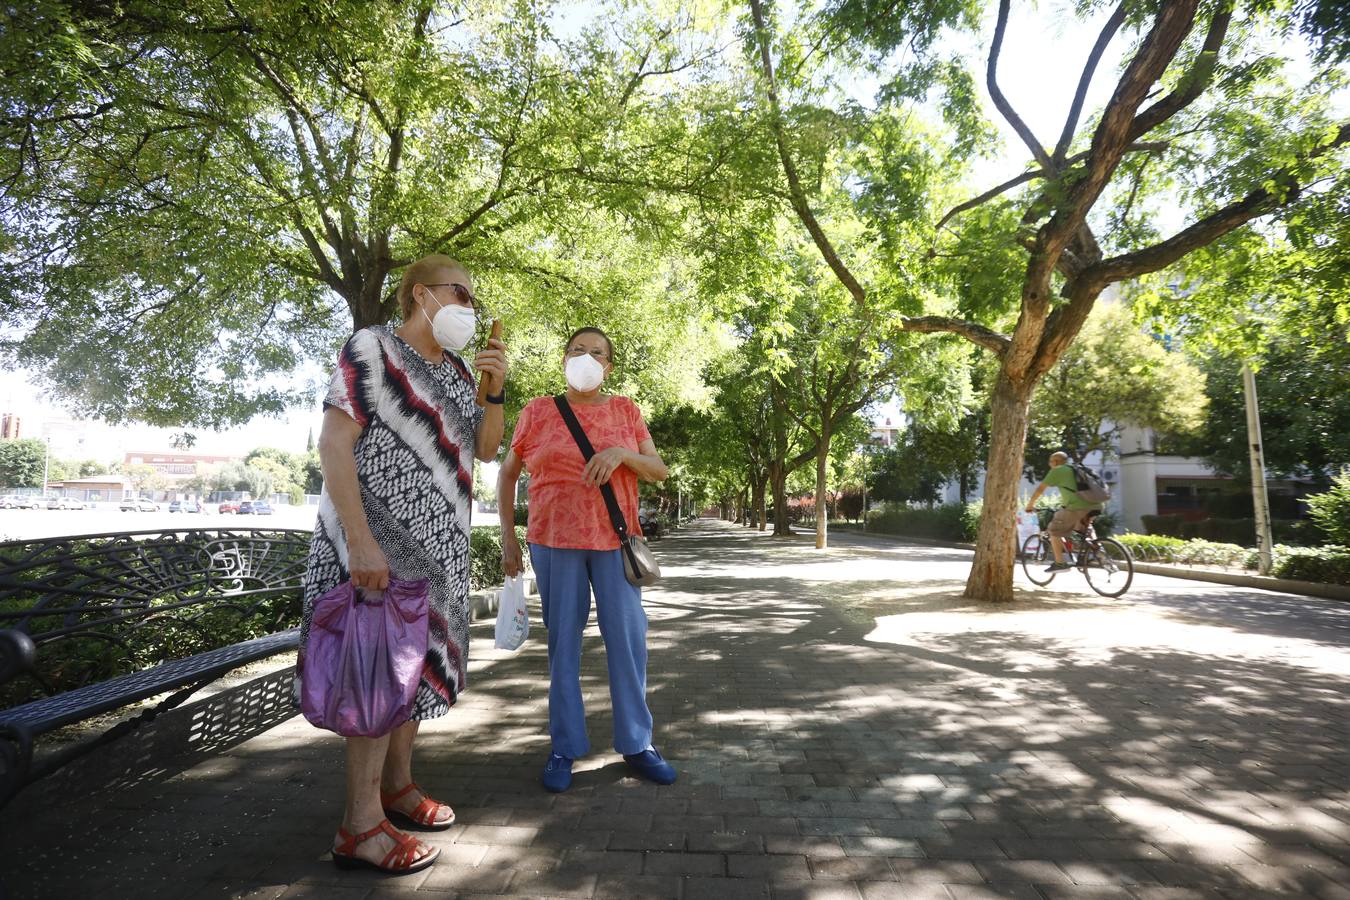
[3,518,1349,899]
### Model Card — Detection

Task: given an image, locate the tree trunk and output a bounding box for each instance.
[769,464,791,536]
[750,478,766,530]
[814,420,832,549]
[963,370,1036,602]
[755,474,768,531]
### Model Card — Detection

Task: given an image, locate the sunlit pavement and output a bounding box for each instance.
[4,519,1348,899]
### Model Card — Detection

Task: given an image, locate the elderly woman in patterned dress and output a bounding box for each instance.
[297,254,507,874]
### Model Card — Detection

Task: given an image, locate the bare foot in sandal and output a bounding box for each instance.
[381,782,456,830]
[332,818,439,874]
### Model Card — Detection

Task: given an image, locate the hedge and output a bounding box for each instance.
[469,525,529,591]
[1140,514,1327,547]
[1114,534,1248,567]
[866,502,980,543]
[1268,544,1350,585]
[1114,534,1350,585]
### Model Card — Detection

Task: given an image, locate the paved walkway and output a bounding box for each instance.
[4,519,1349,899]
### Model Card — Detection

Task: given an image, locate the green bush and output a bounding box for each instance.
[1141,514,1185,537]
[1182,517,1257,545]
[867,502,978,543]
[1306,470,1350,545]
[1272,518,1329,546]
[1114,533,1187,561]
[960,500,982,542]
[1270,544,1350,585]
[469,525,529,591]
[1143,514,1326,547]
[1114,533,1247,567]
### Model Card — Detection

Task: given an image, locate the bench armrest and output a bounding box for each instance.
[0,629,37,688]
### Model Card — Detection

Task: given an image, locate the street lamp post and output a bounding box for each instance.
[41,435,51,499]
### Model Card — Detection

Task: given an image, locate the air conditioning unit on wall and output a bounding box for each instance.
[1102,469,1118,483]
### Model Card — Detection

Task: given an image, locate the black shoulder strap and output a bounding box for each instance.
[553,395,630,540]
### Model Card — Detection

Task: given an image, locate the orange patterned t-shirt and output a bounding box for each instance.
[511,395,651,551]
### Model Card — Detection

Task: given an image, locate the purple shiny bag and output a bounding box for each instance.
[300,577,429,738]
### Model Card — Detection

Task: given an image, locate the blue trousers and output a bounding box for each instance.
[529,543,654,758]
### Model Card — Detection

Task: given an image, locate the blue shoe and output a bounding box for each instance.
[542,752,573,792]
[623,748,677,785]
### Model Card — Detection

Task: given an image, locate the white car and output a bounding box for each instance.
[120,497,159,512]
[0,495,43,509]
[46,497,87,510]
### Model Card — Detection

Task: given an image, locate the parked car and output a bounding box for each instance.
[218,501,239,514]
[181,500,200,513]
[47,496,86,510]
[237,500,255,514]
[120,497,159,512]
[1,495,43,509]
[251,501,274,516]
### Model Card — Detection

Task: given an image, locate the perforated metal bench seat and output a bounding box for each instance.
[1,628,299,736]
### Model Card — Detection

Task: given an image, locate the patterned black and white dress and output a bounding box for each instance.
[297,325,483,720]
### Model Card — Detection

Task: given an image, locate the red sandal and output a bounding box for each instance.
[331,818,440,874]
[381,782,456,830]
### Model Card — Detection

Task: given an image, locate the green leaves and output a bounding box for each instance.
[1028,303,1208,463]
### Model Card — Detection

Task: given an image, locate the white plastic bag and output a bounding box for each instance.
[494,574,529,651]
[1015,509,1041,554]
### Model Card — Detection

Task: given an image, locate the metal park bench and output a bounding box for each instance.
[0,528,310,809]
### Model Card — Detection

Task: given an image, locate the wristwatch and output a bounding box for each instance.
[485,388,505,405]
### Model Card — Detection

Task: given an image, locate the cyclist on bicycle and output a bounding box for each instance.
[1024,451,1103,572]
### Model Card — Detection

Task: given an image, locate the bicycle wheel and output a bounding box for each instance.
[1021,533,1057,586]
[1082,537,1134,597]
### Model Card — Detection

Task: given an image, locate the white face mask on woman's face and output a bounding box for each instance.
[420,292,477,351]
[565,353,606,392]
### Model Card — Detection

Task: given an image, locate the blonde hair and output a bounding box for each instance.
[397,254,469,319]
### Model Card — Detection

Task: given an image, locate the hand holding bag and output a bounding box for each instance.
[494,573,530,650]
[553,395,660,587]
[300,576,429,737]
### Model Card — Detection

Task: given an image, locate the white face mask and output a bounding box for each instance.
[565,353,606,392]
[420,293,477,352]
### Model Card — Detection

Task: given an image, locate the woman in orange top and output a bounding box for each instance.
[497,327,672,792]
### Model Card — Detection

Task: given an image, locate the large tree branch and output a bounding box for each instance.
[988,0,1055,173]
[1127,4,1233,142]
[1054,2,1127,165]
[1079,122,1350,287]
[748,0,867,305]
[935,142,1169,233]
[369,4,430,270]
[901,316,1011,356]
[1023,0,1198,312]
[1067,0,1198,220]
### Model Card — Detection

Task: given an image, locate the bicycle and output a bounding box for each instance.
[1020,510,1134,597]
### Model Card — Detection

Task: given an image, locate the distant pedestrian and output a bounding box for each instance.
[298,254,508,874]
[1024,451,1104,572]
[496,326,674,792]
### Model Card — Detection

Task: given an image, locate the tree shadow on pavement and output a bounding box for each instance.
[4,519,1347,899]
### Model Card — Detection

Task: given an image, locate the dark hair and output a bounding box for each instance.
[565,327,614,361]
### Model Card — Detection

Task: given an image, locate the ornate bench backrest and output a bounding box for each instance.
[0,529,311,704]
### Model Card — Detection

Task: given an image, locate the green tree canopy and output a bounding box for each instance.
[1028,302,1207,465]
[1,0,727,427]
[0,439,47,489]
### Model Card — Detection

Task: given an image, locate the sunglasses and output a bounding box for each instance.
[422,282,479,309]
